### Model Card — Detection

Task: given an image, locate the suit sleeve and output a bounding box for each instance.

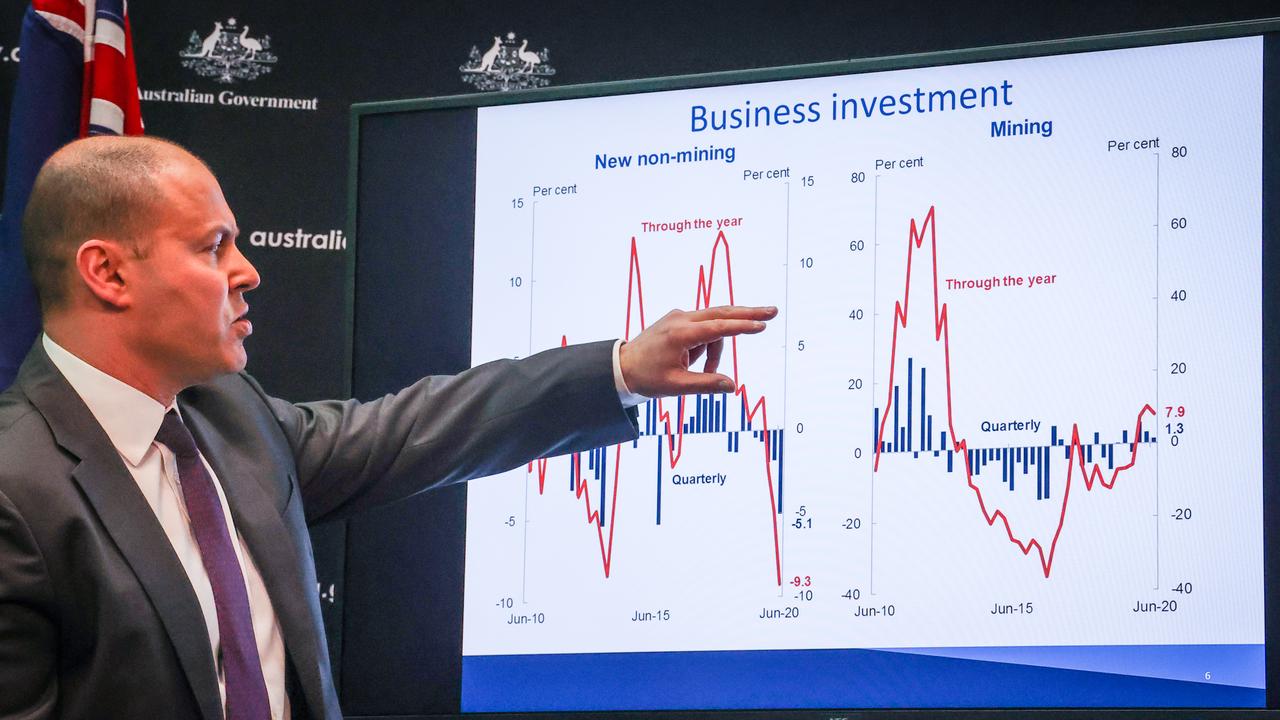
[0,489,57,719]
[256,340,639,525]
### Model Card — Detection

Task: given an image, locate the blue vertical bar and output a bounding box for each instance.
[893,386,900,453]
[947,450,953,472]
[874,407,880,448]
[941,431,947,450]
[570,453,576,491]
[656,436,663,524]
[927,415,933,452]
[1051,425,1058,446]
[1008,451,1014,491]
[1094,432,1100,446]
[1122,429,1129,444]
[1144,430,1150,443]
[906,358,914,453]
[741,396,746,432]
[777,429,785,514]
[772,430,779,461]
[1002,452,1008,484]
[920,366,927,450]
[1086,445,1093,463]
[1022,447,1028,475]
[1037,447,1043,499]
[600,448,607,526]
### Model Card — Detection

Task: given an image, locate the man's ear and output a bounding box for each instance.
[74,239,134,309]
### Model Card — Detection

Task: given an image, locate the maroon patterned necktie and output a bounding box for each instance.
[156,410,272,720]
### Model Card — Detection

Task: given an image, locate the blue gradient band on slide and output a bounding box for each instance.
[462,645,1264,712]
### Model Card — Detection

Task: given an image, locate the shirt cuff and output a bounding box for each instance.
[612,339,649,408]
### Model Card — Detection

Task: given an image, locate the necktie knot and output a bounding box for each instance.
[155,409,199,458]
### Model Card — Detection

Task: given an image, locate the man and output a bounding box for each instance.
[0,136,775,719]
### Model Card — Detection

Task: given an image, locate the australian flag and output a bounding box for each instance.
[0,0,143,387]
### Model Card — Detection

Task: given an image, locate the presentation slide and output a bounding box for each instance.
[459,35,1265,711]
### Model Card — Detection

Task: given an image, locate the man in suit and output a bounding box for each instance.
[0,136,775,719]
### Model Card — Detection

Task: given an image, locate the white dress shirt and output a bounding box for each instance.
[43,335,289,720]
[611,338,648,407]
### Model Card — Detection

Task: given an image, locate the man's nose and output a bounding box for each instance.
[229,243,261,292]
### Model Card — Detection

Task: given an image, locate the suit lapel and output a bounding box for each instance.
[18,347,224,720]
[182,402,330,719]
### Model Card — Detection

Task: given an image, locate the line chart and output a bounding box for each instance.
[870,206,1156,578]
[527,232,786,585]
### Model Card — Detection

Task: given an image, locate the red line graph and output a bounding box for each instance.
[528,232,784,585]
[872,205,1156,578]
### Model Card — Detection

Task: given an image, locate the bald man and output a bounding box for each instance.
[0,136,775,720]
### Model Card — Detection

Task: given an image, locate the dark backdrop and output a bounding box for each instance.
[1,0,1276,712]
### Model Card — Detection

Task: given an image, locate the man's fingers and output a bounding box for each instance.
[670,370,737,395]
[688,344,706,365]
[703,338,724,375]
[681,318,768,347]
[686,305,778,322]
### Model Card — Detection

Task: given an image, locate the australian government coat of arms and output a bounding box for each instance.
[460,32,556,92]
[180,17,277,84]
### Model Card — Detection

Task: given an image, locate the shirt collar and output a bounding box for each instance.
[42,334,172,467]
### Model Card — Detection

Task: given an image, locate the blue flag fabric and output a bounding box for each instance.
[0,6,83,388]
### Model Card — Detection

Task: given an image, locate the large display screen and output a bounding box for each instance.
[348,22,1277,718]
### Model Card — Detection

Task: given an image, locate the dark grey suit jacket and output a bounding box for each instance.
[0,340,638,719]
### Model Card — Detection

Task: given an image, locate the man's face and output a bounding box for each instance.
[124,156,260,388]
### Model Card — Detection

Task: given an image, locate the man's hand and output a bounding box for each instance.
[618,305,777,398]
